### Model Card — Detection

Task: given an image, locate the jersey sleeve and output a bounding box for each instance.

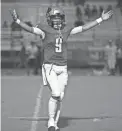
[33,23,45,39]
[69,24,83,35]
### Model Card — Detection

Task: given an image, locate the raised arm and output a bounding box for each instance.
[10,9,45,39]
[70,10,113,35]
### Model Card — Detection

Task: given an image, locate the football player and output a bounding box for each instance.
[10,6,113,131]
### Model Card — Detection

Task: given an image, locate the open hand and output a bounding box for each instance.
[9,9,19,21]
[101,10,113,21]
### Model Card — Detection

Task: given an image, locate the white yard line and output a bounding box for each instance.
[30,85,44,131]
[1,76,41,79]
[8,116,48,120]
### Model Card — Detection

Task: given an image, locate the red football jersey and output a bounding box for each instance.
[37,24,74,66]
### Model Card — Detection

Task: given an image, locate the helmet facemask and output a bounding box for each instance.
[50,14,65,29]
[46,7,65,30]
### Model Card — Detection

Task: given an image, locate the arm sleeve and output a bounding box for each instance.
[33,27,45,39]
[70,26,83,35]
[70,18,102,35]
[16,20,45,39]
[18,20,34,33]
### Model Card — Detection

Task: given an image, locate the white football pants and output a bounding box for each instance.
[42,64,68,98]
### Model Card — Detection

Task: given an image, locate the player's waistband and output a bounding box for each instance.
[42,63,67,75]
[43,62,67,67]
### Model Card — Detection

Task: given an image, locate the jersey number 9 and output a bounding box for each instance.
[55,37,63,53]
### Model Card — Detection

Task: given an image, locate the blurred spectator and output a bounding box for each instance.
[105,40,117,75]
[74,20,84,27]
[2,21,8,28]
[18,41,26,68]
[99,5,104,16]
[116,45,122,75]
[11,21,32,32]
[10,39,16,68]
[92,5,98,18]
[25,21,33,27]
[26,41,38,75]
[75,6,82,21]
[117,0,122,14]
[107,5,112,12]
[117,0,122,7]
[84,4,91,20]
[74,6,84,27]
[34,44,42,75]
[11,21,22,31]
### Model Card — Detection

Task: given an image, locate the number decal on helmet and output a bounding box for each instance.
[55,37,63,53]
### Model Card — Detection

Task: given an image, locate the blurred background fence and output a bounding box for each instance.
[1,0,122,68]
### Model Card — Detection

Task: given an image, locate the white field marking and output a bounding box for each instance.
[1,76,41,79]
[8,116,48,121]
[93,118,101,122]
[30,85,44,131]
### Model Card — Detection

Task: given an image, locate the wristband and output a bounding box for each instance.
[16,19,20,24]
[96,17,103,24]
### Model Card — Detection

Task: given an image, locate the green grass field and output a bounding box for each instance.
[1,70,122,131]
